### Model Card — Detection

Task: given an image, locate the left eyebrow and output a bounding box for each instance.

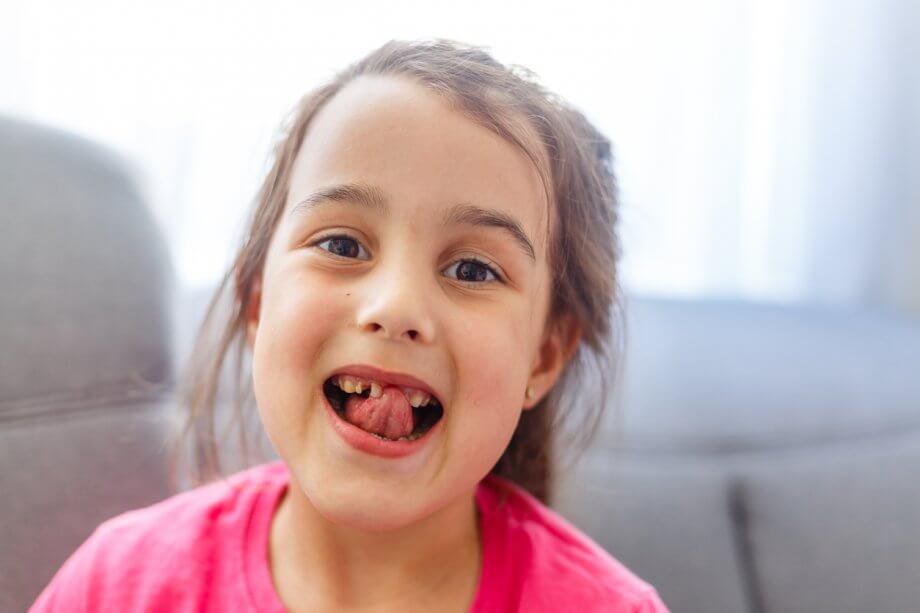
[442,203,535,262]
[290,182,536,263]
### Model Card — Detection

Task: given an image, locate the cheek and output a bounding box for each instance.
[447,310,533,460]
[257,274,345,364]
[252,274,349,426]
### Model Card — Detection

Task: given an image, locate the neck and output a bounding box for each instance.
[269,481,482,611]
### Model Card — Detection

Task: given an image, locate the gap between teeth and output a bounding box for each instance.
[332,375,435,408]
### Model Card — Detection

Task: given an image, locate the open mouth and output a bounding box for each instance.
[322,377,444,442]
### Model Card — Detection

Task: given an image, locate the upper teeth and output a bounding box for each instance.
[332,375,436,408]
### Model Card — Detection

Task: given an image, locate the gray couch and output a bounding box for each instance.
[0,117,176,611]
[553,298,920,612]
[3,117,919,612]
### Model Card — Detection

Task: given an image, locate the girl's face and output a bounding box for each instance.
[247,75,575,531]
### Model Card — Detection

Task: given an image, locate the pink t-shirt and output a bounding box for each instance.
[32,461,669,612]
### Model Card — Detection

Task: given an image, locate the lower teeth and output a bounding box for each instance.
[369,430,424,442]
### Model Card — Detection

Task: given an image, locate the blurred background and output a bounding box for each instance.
[3,1,920,612]
[4,0,918,308]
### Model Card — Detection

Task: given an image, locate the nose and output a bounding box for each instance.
[354,252,436,344]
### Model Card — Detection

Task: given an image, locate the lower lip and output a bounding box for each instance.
[321,390,442,459]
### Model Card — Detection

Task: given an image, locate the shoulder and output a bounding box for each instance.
[97,460,286,546]
[30,461,288,612]
[477,475,670,613]
[104,460,283,551]
[81,461,284,567]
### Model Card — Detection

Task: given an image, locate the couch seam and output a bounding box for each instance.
[728,477,765,613]
[0,384,174,426]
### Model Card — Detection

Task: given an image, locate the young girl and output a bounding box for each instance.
[32,39,669,612]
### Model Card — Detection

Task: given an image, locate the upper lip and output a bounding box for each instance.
[327,364,444,407]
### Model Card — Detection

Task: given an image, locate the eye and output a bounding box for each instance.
[443,258,504,285]
[310,234,502,285]
[312,234,370,260]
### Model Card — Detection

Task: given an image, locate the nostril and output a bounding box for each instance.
[362,322,421,340]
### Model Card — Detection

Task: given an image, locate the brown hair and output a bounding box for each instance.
[173,38,623,505]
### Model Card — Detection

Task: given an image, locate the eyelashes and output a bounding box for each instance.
[314,235,369,260]
[310,233,505,285]
[442,259,502,284]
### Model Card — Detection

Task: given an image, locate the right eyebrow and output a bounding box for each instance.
[289,183,388,217]
[290,182,536,263]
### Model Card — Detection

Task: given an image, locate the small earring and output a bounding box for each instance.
[525,386,534,400]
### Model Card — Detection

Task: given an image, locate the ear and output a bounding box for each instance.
[523,314,582,409]
[244,276,262,350]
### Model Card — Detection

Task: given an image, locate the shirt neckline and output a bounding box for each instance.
[242,462,504,613]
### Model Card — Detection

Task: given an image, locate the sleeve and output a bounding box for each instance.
[29,528,105,613]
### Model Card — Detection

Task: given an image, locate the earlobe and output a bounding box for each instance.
[523,315,582,409]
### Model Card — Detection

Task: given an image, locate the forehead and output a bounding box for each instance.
[286,75,550,252]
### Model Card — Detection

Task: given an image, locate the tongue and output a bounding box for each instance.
[344,386,415,440]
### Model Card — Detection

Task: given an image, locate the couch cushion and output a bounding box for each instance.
[740,432,920,613]
[554,453,753,613]
[611,297,920,452]
[0,116,176,611]
[0,402,175,611]
[0,116,173,417]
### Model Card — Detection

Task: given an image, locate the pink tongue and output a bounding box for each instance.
[344,386,415,440]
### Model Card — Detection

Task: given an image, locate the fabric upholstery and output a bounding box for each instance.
[0,116,175,611]
[554,454,752,613]
[741,433,920,613]
[556,296,920,613]
[0,117,173,411]
[612,296,920,451]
